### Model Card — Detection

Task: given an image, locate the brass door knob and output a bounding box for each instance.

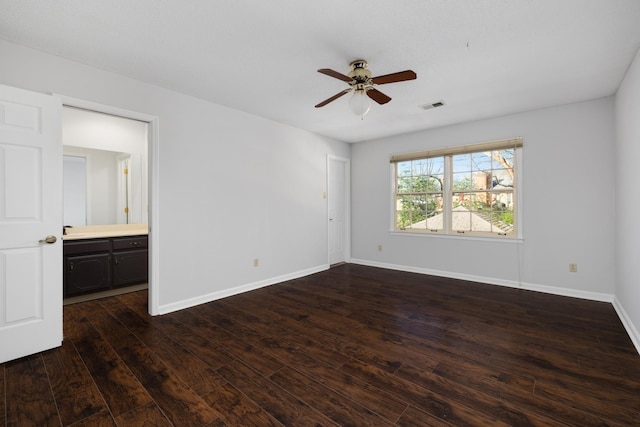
[39,235,57,244]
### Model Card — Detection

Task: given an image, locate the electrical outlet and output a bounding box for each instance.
[253,258,259,267]
[378,245,382,252]
[569,263,577,273]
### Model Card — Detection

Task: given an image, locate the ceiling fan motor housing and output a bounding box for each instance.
[348,60,372,84]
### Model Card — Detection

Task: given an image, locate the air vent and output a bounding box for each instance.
[419,100,446,110]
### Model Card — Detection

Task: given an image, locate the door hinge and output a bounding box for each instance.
[123,168,129,175]
[124,207,129,213]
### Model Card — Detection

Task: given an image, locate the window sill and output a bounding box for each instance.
[389,230,523,244]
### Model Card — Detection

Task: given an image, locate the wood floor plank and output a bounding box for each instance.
[67,409,117,427]
[396,405,453,427]
[41,343,107,426]
[395,363,569,426]
[222,291,427,374]
[202,382,285,427]
[99,296,227,396]
[0,365,5,425]
[340,358,511,426]
[2,264,639,426]
[218,360,338,426]
[270,365,397,426]
[430,360,619,427]
[79,300,220,426]
[214,300,351,368]
[283,352,409,423]
[172,309,285,377]
[66,304,152,418]
[5,355,60,426]
[114,401,173,427]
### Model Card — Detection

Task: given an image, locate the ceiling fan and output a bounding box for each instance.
[315,59,417,116]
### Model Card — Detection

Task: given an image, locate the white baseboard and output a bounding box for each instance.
[157,264,330,315]
[350,258,614,302]
[612,297,640,355]
[350,259,640,354]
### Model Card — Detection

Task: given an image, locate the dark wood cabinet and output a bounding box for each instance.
[63,235,148,298]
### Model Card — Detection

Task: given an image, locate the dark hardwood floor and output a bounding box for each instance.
[2,264,639,426]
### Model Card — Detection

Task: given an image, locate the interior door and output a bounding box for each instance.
[328,156,348,265]
[0,84,63,363]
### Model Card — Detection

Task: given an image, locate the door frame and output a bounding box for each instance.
[327,155,351,265]
[55,95,161,315]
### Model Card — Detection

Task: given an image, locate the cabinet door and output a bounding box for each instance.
[112,250,148,287]
[65,253,111,297]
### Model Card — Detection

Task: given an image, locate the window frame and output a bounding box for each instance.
[390,138,523,239]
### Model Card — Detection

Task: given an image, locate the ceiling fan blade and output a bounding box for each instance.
[367,88,392,105]
[315,89,351,108]
[318,68,353,83]
[371,70,417,85]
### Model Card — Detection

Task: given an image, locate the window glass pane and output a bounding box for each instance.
[452,153,471,173]
[490,192,514,232]
[471,215,493,232]
[410,175,427,192]
[426,157,445,175]
[451,192,470,209]
[426,193,443,214]
[492,169,513,189]
[471,151,491,171]
[412,159,428,175]
[425,193,444,231]
[492,149,514,170]
[472,172,491,191]
[397,161,412,176]
[452,172,472,191]
[428,174,444,191]
[396,195,427,229]
[451,208,471,231]
[397,176,410,193]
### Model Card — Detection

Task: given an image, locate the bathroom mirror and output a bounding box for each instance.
[62,106,148,226]
[63,147,143,225]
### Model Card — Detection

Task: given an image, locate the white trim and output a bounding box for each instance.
[147,118,161,315]
[391,146,523,239]
[53,94,161,316]
[388,231,524,244]
[157,264,329,315]
[350,258,614,303]
[327,155,351,265]
[613,297,640,355]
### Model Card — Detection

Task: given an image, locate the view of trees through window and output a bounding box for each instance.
[395,148,516,236]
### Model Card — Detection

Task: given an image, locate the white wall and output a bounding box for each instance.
[615,48,640,351]
[352,97,616,300]
[0,39,349,312]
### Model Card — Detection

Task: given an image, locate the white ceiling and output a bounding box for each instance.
[1,0,639,143]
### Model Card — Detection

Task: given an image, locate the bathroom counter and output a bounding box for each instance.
[63,223,148,240]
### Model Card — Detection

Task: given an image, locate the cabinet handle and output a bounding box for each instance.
[130,241,140,246]
[69,262,74,271]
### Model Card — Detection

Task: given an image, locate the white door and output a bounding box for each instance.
[0,84,63,363]
[328,156,349,265]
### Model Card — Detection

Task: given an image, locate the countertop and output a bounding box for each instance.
[63,224,148,240]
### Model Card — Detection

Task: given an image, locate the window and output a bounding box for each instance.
[391,138,522,238]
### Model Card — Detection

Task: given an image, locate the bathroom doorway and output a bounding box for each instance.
[58,96,159,314]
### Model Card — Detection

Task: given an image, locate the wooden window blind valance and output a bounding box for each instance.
[389,137,523,163]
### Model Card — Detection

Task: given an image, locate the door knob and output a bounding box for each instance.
[39,235,57,244]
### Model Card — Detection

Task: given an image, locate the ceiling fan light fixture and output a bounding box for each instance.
[349,89,371,117]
